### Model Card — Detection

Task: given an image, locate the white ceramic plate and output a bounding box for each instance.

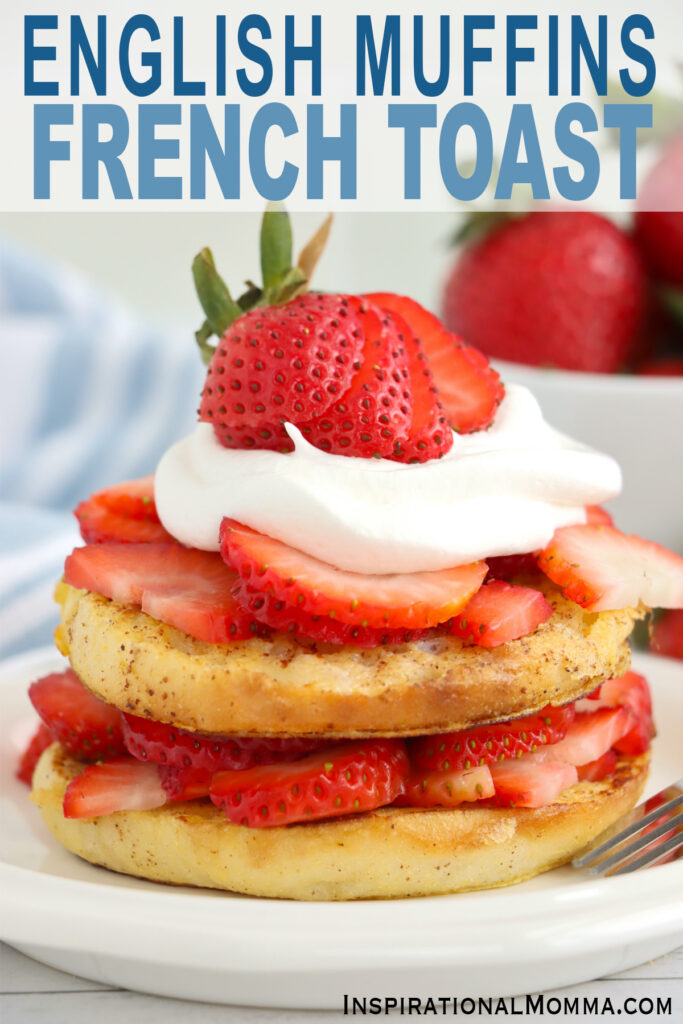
[1,646,681,1009]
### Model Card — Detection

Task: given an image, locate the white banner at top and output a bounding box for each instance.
[0,0,681,211]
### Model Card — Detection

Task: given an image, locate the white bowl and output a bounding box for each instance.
[493,360,683,553]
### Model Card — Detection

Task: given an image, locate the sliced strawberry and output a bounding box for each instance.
[210,739,409,827]
[485,553,540,581]
[92,476,159,520]
[599,672,652,719]
[298,298,413,459]
[409,704,575,773]
[63,758,167,818]
[16,723,53,785]
[122,713,327,771]
[381,308,453,462]
[64,544,270,643]
[576,672,654,756]
[210,420,292,453]
[29,669,126,761]
[585,505,614,527]
[75,499,174,545]
[489,759,578,808]
[367,293,504,434]
[75,476,174,545]
[158,765,213,802]
[234,580,430,647]
[537,524,683,611]
[577,749,618,782]
[394,764,493,807]
[532,708,632,767]
[651,609,683,660]
[221,519,487,630]
[199,294,367,445]
[448,580,553,647]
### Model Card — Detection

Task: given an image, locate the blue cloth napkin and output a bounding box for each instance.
[0,242,205,658]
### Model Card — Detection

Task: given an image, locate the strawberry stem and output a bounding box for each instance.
[260,203,294,295]
[194,319,216,366]
[192,248,242,335]
[237,281,263,310]
[297,213,333,282]
[272,265,308,303]
[192,208,332,363]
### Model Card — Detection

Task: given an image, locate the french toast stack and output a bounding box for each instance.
[23,215,682,899]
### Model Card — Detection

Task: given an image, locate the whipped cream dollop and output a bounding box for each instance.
[155,384,621,575]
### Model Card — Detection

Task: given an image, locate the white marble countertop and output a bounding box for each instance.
[1,942,681,1023]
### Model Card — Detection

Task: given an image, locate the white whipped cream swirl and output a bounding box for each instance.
[155,384,621,575]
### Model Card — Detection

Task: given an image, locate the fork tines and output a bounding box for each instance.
[572,780,683,876]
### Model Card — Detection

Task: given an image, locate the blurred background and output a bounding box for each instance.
[0,213,452,320]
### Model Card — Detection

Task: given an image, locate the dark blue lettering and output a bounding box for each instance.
[237,15,273,97]
[119,15,161,97]
[24,15,58,96]
[356,15,400,95]
[70,16,106,96]
[463,16,494,96]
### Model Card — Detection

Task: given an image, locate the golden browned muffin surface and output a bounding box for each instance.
[57,581,641,737]
[33,743,649,901]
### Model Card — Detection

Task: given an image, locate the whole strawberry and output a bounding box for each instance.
[192,208,460,463]
[442,212,648,373]
[635,136,683,290]
[637,356,683,376]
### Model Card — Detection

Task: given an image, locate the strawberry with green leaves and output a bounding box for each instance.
[195,210,373,455]
[192,209,474,464]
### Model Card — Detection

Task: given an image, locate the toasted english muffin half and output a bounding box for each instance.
[57,581,641,737]
[32,743,649,901]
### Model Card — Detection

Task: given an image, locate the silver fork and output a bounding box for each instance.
[572,779,683,876]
